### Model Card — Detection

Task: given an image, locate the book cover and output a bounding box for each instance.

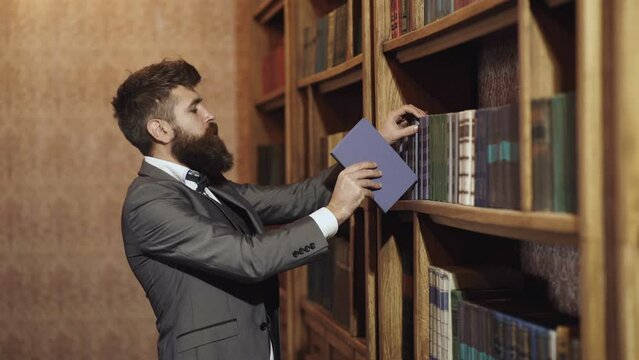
[331,119,418,212]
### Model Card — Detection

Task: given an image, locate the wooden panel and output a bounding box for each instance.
[285,0,311,357]
[298,54,364,88]
[254,0,285,24]
[610,0,639,358]
[326,331,355,360]
[255,87,285,111]
[413,213,429,360]
[302,300,368,355]
[391,201,577,242]
[304,314,328,360]
[518,0,533,211]
[377,212,400,360]
[364,203,378,360]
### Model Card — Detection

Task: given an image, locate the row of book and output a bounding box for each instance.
[399,104,521,210]
[429,265,580,360]
[256,144,285,185]
[301,2,362,77]
[399,94,576,213]
[260,43,285,96]
[390,0,478,38]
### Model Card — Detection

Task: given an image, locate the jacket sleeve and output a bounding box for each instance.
[123,182,329,283]
[231,164,342,225]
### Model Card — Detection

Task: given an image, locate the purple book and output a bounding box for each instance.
[331,119,418,212]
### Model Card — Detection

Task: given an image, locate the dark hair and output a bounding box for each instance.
[111,59,201,155]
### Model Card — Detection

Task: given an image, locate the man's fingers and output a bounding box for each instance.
[350,169,382,180]
[343,161,378,174]
[399,124,419,137]
[357,179,382,190]
[392,104,427,124]
[405,104,427,117]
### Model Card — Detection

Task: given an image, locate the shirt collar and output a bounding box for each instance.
[143,156,193,183]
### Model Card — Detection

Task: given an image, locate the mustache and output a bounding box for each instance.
[207,122,219,135]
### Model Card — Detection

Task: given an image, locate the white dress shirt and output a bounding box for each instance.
[143,156,338,359]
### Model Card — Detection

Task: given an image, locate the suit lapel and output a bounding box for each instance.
[138,161,257,234]
[208,180,265,234]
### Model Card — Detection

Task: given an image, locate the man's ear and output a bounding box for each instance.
[147,119,174,144]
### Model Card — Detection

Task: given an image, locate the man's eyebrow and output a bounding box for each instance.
[188,97,203,109]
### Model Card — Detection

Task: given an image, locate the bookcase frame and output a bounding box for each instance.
[248,0,637,358]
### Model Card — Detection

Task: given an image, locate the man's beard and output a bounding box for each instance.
[171,123,234,180]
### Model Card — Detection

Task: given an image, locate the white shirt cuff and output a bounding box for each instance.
[308,207,339,239]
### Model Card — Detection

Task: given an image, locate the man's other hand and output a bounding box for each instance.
[327,162,382,224]
[378,104,427,145]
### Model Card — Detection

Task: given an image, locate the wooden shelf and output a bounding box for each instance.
[390,200,578,244]
[255,87,285,112]
[297,54,363,93]
[382,0,517,63]
[545,0,573,7]
[253,0,284,25]
[301,299,367,355]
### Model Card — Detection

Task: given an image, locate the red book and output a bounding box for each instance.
[391,0,401,38]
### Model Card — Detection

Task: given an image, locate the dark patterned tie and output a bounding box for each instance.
[185,170,209,193]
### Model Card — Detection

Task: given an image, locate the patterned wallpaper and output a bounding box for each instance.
[520,242,581,317]
[0,0,252,358]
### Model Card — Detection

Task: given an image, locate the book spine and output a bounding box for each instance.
[414,0,425,30]
[401,0,410,35]
[391,0,401,38]
[346,0,354,60]
[447,113,453,203]
[474,109,484,207]
[532,98,553,211]
[429,268,437,360]
[327,10,336,68]
[315,17,328,73]
[551,93,576,213]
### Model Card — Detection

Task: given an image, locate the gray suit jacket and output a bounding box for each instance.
[122,161,339,360]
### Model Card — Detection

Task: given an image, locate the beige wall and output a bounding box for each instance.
[0,0,252,358]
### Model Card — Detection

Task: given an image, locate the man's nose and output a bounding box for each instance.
[202,108,215,122]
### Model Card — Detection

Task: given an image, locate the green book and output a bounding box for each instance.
[551,93,576,213]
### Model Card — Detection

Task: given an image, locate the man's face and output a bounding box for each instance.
[169,86,234,178]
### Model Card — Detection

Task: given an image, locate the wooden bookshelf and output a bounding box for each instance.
[382,0,516,62]
[254,0,284,24]
[391,201,578,244]
[301,299,368,356]
[297,53,363,92]
[244,0,638,359]
[255,86,285,111]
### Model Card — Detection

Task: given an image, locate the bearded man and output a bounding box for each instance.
[112,59,424,360]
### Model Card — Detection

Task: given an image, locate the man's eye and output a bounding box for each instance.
[190,108,197,113]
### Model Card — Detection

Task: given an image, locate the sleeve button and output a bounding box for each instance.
[293,251,299,257]
[309,243,316,249]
